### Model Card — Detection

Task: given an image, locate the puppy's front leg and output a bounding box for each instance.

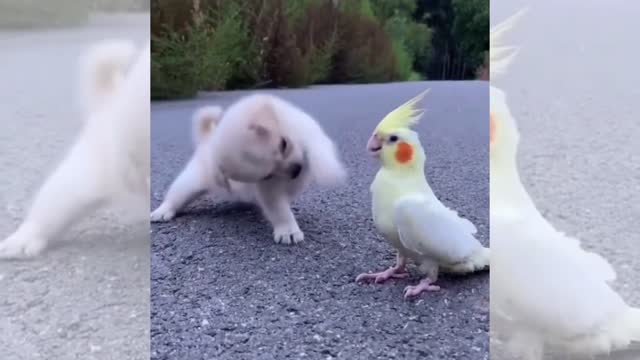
[150,156,208,222]
[0,142,108,258]
[255,183,304,245]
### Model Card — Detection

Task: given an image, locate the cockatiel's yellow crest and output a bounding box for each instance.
[490,7,528,78]
[490,8,526,149]
[375,89,430,133]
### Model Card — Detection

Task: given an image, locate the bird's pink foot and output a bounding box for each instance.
[356,267,409,284]
[404,278,440,298]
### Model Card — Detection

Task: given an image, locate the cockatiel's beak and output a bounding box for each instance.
[367,133,383,157]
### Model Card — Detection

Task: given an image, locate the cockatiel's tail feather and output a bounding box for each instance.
[490,7,528,78]
[375,89,430,133]
[446,247,490,274]
[393,195,489,272]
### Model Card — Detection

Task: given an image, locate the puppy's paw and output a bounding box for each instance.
[273,223,304,245]
[0,226,47,259]
[150,202,176,222]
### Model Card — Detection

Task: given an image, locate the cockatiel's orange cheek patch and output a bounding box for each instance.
[395,142,414,163]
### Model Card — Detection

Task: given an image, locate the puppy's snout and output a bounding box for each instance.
[289,163,303,179]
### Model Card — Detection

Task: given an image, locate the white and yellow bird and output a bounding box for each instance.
[356,89,490,298]
[490,8,640,360]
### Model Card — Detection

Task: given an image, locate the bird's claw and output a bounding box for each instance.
[403,278,440,298]
[377,272,409,282]
[356,267,408,283]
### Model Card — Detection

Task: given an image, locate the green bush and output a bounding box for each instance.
[391,39,413,81]
[151,30,202,100]
[332,10,397,84]
[150,0,489,96]
[243,0,306,87]
[151,0,258,99]
[382,13,433,80]
[293,0,339,84]
[405,22,433,75]
[151,0,438,98]
[0,0,89,28]
[201,4,259,90]
[337,0,375,20]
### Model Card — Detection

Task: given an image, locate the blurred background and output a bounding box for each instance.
[150,0,489,99]
[0,0,148,28]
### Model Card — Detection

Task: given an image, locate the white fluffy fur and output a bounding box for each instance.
[150,93,347,245]
[0,39,150,258]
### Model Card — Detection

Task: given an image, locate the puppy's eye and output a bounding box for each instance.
[280,138,288,153]
[389,135,399,143]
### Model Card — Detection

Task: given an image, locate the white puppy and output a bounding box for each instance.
[150,93,347,244]
[0,39,150,258]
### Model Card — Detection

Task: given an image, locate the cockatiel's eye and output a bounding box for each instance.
[388,135,399,143]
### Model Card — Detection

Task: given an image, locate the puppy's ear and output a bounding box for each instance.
[248,101,279,140]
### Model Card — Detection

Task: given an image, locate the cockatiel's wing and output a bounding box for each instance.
[503,199,617,283]
[545,225,616,283]
[393,195,484,265]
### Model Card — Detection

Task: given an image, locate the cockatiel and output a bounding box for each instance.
[355,89,490,298]
[490,9,640,360]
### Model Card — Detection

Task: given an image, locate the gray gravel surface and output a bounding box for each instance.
[491,1,640,359]
[0,13,150,360]
[150,82,490,360]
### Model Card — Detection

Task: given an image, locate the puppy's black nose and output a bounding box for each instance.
[289,163,303,179]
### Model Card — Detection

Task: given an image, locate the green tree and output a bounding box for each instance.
[451,0,489,78]
[414,0,455,79]
[370,0,417,20]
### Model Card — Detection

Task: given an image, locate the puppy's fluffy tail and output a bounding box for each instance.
[77,39,137,117]
[192,106,224,146]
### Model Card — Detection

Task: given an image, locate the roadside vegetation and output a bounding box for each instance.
[151,0,488,99]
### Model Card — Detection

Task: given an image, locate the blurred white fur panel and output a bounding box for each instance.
[0,38,150,258]
[490,3,640,360]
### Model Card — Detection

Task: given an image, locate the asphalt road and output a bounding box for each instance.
[492,1,640,359]
[150,81,490,360]
[0,13,150,360]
